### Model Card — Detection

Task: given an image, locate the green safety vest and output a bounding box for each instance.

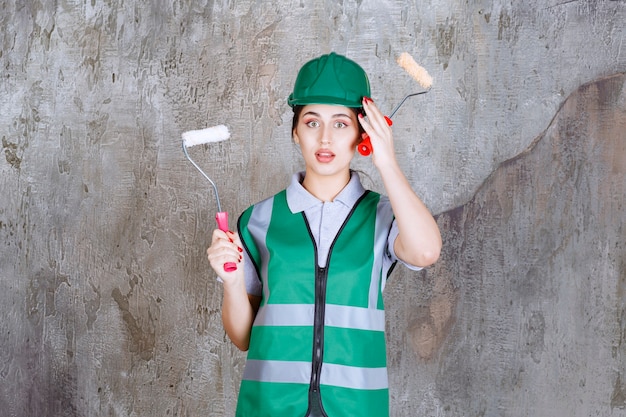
[236,189,395,417]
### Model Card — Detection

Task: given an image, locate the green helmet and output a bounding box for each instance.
[288,52,370,108]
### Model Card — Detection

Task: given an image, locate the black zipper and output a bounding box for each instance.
[303,191,370,417]
[307,266,328,416]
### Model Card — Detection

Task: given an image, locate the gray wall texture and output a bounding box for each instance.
[1,0,625,416]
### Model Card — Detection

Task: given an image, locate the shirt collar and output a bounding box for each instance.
[286,171,366,213]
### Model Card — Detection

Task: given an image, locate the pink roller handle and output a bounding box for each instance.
[215,211,238,272]
[357,116,393,156]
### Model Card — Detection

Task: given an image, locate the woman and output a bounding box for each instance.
[207,52,442,417]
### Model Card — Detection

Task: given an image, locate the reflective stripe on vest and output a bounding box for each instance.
[253,303,386,331]
[236,189,395,417]
[243,359,389,390]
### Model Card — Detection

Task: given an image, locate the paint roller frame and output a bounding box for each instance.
[182,125,237,272]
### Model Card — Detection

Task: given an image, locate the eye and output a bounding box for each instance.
[334,121,348,128]
[305,120,320,128]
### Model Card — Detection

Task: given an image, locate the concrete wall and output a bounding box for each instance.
[1,1,624,416]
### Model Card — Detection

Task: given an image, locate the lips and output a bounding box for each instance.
[315,149,335,163]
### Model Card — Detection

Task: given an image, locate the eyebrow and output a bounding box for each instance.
[302,111,352,119]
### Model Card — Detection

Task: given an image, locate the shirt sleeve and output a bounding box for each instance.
[387,219,423,271]
[243,250,263,296]
[215,248,263,296]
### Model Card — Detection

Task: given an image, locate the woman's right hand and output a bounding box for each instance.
[207,229,256,351]
[206,229,244,282]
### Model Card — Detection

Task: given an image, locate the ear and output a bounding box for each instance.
[293,130,300,145]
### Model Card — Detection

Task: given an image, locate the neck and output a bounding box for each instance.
[302,170,351,202]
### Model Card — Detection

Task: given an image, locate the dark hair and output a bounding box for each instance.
[291,105,365,136]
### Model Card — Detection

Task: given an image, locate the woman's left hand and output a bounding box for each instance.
[358,97,398,168]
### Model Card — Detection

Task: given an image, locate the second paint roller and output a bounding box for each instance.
[358,52,433,156]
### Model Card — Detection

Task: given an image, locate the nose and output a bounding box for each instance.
[320,125,332,145]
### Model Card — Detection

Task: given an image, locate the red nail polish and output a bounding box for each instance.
[363,96,373,104]
[238,246,243,252]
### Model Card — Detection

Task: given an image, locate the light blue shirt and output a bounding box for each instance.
[242,171,420,296]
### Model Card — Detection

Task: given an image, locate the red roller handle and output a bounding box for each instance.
[357,134,372,156]
[215,211,237,272]
[357,116,393,156]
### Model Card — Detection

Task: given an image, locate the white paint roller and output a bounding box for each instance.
[182,125,231,147]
